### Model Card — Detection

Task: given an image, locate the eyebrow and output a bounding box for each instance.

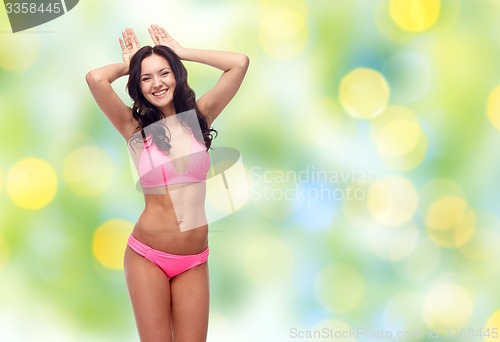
[140,67,171,77]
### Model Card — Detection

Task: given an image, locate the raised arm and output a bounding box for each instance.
[149,24,249,126]
[85,28,140,141]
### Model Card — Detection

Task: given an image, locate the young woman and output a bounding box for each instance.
[86,24,249,341]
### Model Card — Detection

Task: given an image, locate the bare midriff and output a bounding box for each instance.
[132,182,208,255]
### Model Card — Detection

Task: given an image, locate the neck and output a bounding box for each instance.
[161,103,176,118]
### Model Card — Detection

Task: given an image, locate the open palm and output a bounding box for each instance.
[148,24,182,54]
[119,28,141,65]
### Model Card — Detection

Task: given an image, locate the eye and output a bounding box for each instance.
[161,72,169,76]
[141,77,151,82]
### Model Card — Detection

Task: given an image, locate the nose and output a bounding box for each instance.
[152,76,162,88]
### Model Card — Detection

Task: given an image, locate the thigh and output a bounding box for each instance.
[170,262,210,342]
[124,245,172,342]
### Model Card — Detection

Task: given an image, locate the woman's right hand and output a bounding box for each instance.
[119,28,141,65]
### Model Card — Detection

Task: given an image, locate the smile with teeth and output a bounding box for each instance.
[153,89,168,96]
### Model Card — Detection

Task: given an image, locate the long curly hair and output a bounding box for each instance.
[127,45,217,151]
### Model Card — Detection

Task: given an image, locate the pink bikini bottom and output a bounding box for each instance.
[127,234,209,279]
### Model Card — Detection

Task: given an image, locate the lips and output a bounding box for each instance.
[153,89,168,96]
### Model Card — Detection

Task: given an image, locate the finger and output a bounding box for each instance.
[160,27,170,38]
[126,28,132,39]
[128,28,139,48]
[122,30,130,47]
[133,32,140,48]
[153,24,162,38]
[148,27,159,45]
[119,37,126,51]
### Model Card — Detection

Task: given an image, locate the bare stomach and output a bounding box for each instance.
[132,183,208,255]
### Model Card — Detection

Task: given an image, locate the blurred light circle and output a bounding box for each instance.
[425,196,475,248]
[459,211,500,261]
[418,178,466,217]
[339,68,390,119]
[425,196,467,230]
[374,119,422,157]
[0,167,3,196]
[7,157,58,210]
[423,282,474,330]
[370,106,428,170]
[92,219,133,270]
[485,310,500,342]
[0,30,41,72]
[63,145,114,197]
[366,222,419,261]
[259,7,308,59]
[389,0,441,32]
[487,85,500,131]
[315,264,364,313]
[379,133,428,171]
[368,176,418,226]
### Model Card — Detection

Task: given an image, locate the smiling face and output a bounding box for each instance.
[139,53,177,115]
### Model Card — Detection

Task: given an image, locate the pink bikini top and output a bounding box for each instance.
[138,131,210,188]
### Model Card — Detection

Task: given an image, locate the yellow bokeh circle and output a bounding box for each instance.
[370,106,428,171]
[63,145,115,197]
[390,0,441,32]
[425,196,475,248]
[0,29,41,72]
[368,176,419,226]
[425,196,467,230]
[7,157,58,210]
[485,309,500,342]
[259,7,308,59]
[339,68,390,119]
[374,119,422,157]
[459,211,500,261]
[0,167,3,196]
[379,133,428,171]
[487,85,500,131]
[92,219,133,270]
[315,264,364,314]
[423,282,474,331]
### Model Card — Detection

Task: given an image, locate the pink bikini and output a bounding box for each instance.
[128,235,209,279]
[128,128,210,279]
[138,131,210,188]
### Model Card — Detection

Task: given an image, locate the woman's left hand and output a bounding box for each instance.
[148,24,183,55]
[119,27,141,65]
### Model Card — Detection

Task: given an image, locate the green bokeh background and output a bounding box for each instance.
[1,0,500,341]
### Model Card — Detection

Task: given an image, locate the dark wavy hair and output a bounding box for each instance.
[127,45,216,151]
